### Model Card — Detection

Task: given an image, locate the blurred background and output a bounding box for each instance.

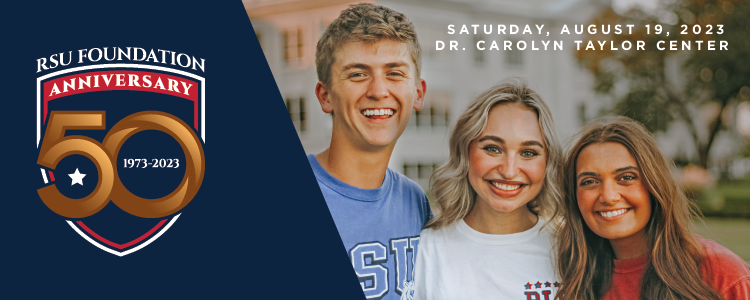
[244,0,750,261]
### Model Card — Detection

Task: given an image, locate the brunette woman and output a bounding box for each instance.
[556,116,750,300]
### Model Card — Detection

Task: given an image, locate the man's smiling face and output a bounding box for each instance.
[317,39,425,151]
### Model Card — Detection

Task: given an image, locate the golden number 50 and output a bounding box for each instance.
[37,111,205,218]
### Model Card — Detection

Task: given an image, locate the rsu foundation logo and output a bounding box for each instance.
[35,47,206,256]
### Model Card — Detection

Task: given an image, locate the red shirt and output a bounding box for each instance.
[603,236,750,300]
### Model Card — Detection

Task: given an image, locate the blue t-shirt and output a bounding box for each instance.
[308,154,432,300]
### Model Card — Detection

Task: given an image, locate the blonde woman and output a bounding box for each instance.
[409,78,563,300]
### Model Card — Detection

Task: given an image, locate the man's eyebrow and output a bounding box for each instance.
[521,140,544,148]
[577,171,598,180]
[341,63,369,72]
[477,135,504,144]
[385,62,409,69]
[614,166,638,174]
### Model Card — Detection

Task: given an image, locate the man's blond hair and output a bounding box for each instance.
[315,3,422,86]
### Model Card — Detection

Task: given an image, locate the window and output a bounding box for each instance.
[473,34,485,64]
[297,28,304,60]
[283,28,304,63]
[285,97,306,132]
[419,26,445,60]
[403,162,439,191]
[505,39,523,66]
[408,92,451,129]
[282,31,290,62]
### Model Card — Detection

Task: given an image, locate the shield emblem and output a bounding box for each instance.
[35,63,206,256]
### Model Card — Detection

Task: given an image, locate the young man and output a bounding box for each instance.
[308,3,431,299]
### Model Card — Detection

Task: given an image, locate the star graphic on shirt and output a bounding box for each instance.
[69,168,86,186]
[524,282,532,289]
[545,281,552,287]
[535,281,542,288]
[554,281,561,288]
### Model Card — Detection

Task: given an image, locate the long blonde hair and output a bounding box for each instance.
[555,116,724,300]
[425,78,563,230]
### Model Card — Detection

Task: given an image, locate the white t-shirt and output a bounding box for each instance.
[408,218,559,300]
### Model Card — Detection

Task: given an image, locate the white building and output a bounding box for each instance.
[243,0,693,191]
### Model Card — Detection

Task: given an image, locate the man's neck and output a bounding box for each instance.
[315,137,394,189]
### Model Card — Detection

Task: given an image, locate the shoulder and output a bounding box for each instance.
[699,236,748,269]
[418,227,435,244]
[386,168,433,223]
[530,217,557,241]
[387,168,430,206]
[696,236,750,296]
[416,224,458,251]
[419,226,438,241]
[388,168,426,195]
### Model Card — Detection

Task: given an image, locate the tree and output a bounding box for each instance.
[578,0,750,168]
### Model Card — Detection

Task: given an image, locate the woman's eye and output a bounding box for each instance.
[482,146,500,154]
[521,150,539,158]
[580,179,596,186]
[620,174,636,181]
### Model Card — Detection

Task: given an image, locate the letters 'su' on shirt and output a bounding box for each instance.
[307,154,432,300]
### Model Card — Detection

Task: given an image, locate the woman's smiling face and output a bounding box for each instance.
[575,142,652,245]
[468,103,547,214]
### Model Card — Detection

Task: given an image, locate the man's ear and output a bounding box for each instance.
[413,79,426,111]
[315,81,334,113]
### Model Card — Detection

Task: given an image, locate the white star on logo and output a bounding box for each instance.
[69,168,86,186]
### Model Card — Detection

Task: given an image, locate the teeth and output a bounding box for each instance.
[599,209,627,218]
[363,109,394,117]
[490,181,521,191]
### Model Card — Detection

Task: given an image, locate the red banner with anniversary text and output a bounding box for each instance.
[43,70,199,123]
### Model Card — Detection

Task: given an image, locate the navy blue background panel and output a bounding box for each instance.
[1,0,364,298]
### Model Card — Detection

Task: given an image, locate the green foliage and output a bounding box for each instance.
[593,70,616,94]
[697,174,750,217]
[683,0,750,103]
[579,0,750,168]
[612,87,674,133]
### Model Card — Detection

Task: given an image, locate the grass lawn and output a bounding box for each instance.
[699,178,750,218]
[693,217,750,263]
[717,182,750,215]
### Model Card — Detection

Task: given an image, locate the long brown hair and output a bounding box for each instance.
[555,116,724,300]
